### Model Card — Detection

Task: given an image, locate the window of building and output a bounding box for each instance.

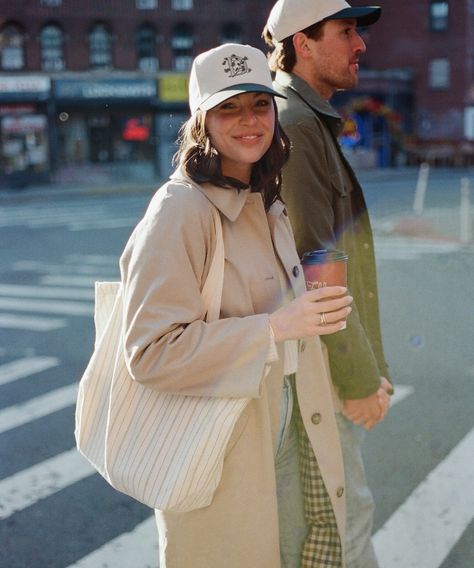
[172,0,193,10]
[40,24,65,71]
[136,24,159,72]
[172,24,193,71]
[89,23,113,69]
[430,1,449,31]
[220,23,242,44]
[40,0,62,6]
[428,58,450,89]
[0,23,25,70]
[136,0,157,9]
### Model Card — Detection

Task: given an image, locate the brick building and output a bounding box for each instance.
[0,0,272,187]
[0,0,472,186]
[346,0,474,165]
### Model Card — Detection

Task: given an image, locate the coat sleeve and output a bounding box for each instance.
[281,122,381,400]
[119,184,272,399]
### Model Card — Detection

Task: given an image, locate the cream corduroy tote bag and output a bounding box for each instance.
[75,206,249,512]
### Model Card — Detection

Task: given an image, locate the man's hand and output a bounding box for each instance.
[342,377,392,430]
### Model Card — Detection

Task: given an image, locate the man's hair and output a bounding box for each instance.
[263,21,325,73]
[174,101,290,211]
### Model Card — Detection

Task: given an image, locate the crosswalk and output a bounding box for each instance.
[1,200,473,567]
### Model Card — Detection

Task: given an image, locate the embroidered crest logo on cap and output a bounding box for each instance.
[266,0,381,43]
[188,43,285,115]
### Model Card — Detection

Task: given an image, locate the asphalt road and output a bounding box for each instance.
[0,167,473,567]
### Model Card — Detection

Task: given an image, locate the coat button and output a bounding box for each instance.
[336,486,344,498]
[292,265,299,277]
[300,340,306,352]
[368,291,375,299]
[311,412,322,425]
[363,242,370,249]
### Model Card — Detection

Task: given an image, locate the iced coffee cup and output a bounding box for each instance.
[301,249,348,291]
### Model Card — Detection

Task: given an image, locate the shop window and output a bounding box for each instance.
[40,24,65,71]
[172,0,193,10]
[428,58,450,89]
[430,1,449,31]
[89,23,113,70]
[172,23,193,72]
[1,114,49,175]
[221,23,242,45]
[136,0,157,8]
[136,24,159,72]
[0,23,25,71]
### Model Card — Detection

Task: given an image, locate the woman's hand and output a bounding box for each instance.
[269,286,352,342]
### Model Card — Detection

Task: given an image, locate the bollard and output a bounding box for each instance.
[413,162,430,215]
[460,177,472,244]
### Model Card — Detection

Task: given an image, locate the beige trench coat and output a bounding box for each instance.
[119,170,346,568]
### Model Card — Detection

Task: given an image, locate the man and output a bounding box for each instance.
[263,1,393,566]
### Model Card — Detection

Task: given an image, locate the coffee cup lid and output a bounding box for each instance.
[301,249,348,264]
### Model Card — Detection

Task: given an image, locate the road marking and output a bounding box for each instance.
[0,383,78,434]
[40,275,109,287]
[13,260,117,276]
[374,427,474,567]
[66,517,158,568]
[0,448,94,520]
[68,219,135,231]
[0,298,93,316]
[0,284,94,300]
[373,236,468,261]
[0,313,67,331]
[0,357,60,387]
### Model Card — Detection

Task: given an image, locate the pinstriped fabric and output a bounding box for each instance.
[75,207,250,512]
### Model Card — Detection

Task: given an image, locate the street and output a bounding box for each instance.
[0,167,473,567]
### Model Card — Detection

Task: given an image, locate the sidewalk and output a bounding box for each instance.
[373,208,474,245]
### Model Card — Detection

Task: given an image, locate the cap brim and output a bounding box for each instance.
[200,84,286,111]
[329,6,381,26]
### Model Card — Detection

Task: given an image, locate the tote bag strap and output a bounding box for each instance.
[202,206,224,323]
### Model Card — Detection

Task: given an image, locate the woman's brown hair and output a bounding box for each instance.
[174,100,290,211]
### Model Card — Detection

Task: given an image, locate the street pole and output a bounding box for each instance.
[413,162,430,215]
[460,177,472,244]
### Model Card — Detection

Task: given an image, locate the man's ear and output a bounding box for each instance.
[292,32,312,59]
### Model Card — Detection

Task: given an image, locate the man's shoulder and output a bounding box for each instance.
[275,84,320,128]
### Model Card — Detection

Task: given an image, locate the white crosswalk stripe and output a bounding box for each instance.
[0,313,67,331]
[374,427,474,567]
[0,255,118,331]
[0,382,78,434]
[374,235,473,261]
[0,448,94,520]
[0,202,140,231]
[0,357,60,386]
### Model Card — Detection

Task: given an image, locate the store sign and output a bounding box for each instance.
[0,76,51,94]
[2,115,47,133]
[159,74,188,103]
[54,78,157,100]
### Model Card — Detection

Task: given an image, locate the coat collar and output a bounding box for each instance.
[170,168,250,223]
[274,70,342,129]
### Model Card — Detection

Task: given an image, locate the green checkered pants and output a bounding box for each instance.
[295,408,343,568]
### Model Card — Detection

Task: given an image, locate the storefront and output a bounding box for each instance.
[0,76,51,188]
[52,76,160,183]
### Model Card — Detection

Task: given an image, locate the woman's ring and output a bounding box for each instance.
[319,312,327,326]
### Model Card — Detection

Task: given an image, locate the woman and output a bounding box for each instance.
[120,44,352,568]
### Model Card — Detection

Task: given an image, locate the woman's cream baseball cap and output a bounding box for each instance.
[266,0,381,43]
[188,43,285,115]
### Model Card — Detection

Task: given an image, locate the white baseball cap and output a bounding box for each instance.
[188,43,285,115]
[266,0,381,43]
